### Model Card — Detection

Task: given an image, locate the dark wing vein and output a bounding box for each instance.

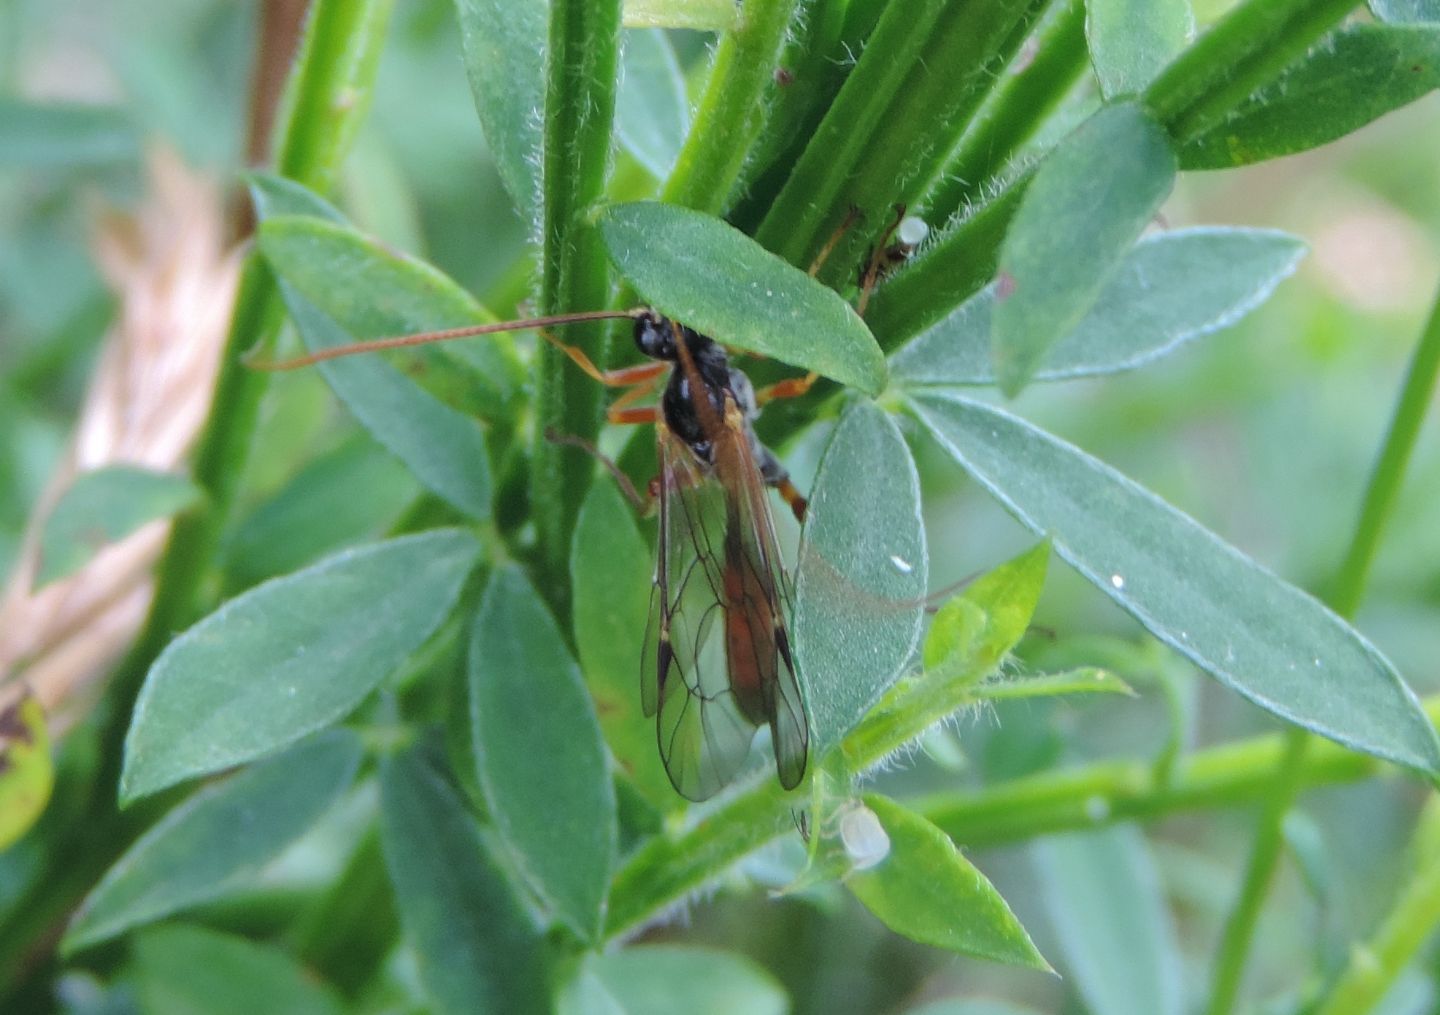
[643,405,810,801]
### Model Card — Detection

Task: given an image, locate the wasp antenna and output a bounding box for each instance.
[243,307,648,371]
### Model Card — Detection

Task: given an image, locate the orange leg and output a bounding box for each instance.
[756,371,819,405]
[540,330,669,388]
[775,477,808,522]
[607,405,660,426]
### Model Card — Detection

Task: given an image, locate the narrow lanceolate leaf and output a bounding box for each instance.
[130,924,346,1015]
[848,795,1050,969]
[1371,0,1440,23]
[381,747,550,1015]
[922,541,1050,688]
[122,530,481,801]
[992,102,1176,396]
[452,0,547,222]
[256,214,523,420]
[249,174,495,520]
[290,296,495,520]
[1033,827,1183,1015]
[623,0,738,30]
[67,731,362,952]
[577,945,788,1015]
[1087,0,1193,98]
[911,393,1440,775]
[470,566,617,942]
[616,29,690,180]
[571,482,676,809]
[36,466,202,586]
[0,691,53,851]
[795,403,927,756]
[598,202,887,394]
[1181,25,1440,170]
[891,229,1306,387]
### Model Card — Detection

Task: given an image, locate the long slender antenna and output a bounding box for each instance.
[244,307,647,371]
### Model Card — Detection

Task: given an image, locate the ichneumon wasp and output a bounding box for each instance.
[252,304,816,801]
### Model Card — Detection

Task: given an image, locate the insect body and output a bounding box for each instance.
[250,306,812,801]
[630,312,809,801]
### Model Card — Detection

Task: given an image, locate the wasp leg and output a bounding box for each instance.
[543,426,656,516]
[755,371,819,406]
[607,376,662,418]
[857,203,908,318]
[541,331,670,388]
[753,439,808,522]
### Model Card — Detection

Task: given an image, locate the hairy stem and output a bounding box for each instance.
[531,0,622,614]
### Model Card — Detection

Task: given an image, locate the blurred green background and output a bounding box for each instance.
[3,1,1439,1012]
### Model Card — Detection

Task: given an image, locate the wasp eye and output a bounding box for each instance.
[634,314,674,361]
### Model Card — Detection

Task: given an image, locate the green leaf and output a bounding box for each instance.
[36,466,202,586]
[573,945,789,1015]
[256,214,523,420]
[470,566,617,941]
[122,530,481,801]
[1033,827,1183,1015]
[848,795,1050,969]
[795,402,927,756]
[452,0,547,223]
[380,746,550,1015]
[1087,0,1193,98]
[623,0,738,30]
[598,202,887,394]
[292,296,495,519]
[129,924,345,1015]
[0,691,53,851]
[911,393,1440,775]
[891,228,1306,387]
[992,101,1176,396]
[571,481,676,809]
[248,176,496,520]
[221,437,418,591]
[1182,25,1440,170]
[0,99,138,168]
[616,29,689,180]
[1372,0,1440,23]
[949,539,1050,675]
[976,668,1134,701]
[922,597,988,687]
[67,731,362,952]
[919,540,1051,693]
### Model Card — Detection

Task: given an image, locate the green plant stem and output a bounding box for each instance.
[1204,279,1440,1015]
[603,681,1436,940]
[531,0,622,614]
[1313,823,1440,1015]
[867,0,1360,348]
[917,715,1400,848]
[1145,0,1359,142]
[1302,284,1440,1014]
[0,3,394,999]
[1330,284,1440,617]
[757,0,1050,284]
[1204,728,1312,1015]
[661,0,801,214]
[922,0,1087,227]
